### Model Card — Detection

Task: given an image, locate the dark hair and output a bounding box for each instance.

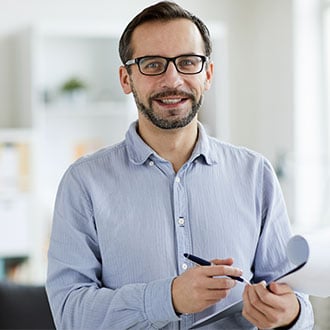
[119,1,212,65]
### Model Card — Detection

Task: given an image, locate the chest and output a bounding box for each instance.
[89,163,261,285]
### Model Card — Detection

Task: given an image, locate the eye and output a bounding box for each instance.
[178,59,194,67]
[176,56,203,73]
[140,58,165,73]
[146,62,161,69]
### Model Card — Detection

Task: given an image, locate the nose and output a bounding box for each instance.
[160,61,184,88]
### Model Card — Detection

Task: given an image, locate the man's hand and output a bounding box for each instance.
[171,258,243,314]
[242,281,300,329]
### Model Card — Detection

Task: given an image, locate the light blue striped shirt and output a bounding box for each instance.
[46,121,313,329]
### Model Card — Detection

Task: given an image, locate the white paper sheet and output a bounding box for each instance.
[278,228,330,297]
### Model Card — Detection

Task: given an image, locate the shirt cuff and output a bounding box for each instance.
[282,292,314,330]
[144,277,180,327]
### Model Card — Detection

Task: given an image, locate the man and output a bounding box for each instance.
[46,1,314,329]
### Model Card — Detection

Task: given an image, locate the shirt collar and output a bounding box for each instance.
[126,121,218,166]
[189,122,217,165]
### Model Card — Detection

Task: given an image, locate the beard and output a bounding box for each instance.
[131,84,203,130]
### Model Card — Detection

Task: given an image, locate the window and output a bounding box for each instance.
[293,0,326,230]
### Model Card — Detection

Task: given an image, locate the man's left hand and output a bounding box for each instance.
[242,281,300,329]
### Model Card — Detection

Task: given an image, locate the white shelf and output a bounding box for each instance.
[0,129,34,142]
[40,101,132,118]
[0,22,137,283]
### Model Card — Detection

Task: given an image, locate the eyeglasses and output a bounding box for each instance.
[125,54,209,76]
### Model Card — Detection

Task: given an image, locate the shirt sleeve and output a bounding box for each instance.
[289,292,314,329]
[252,158,314,329]
[46,165,180,329]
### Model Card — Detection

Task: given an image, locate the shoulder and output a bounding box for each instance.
[73,140,127,168]
[60,140,128,184]
[57,140,128,196]
[206,137,279,184]
[209,136,267,164]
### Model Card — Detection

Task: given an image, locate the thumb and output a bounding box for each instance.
[268,282,293,295]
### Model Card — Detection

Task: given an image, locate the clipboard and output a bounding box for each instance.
[190,261,306,329]
[190,300,243,329]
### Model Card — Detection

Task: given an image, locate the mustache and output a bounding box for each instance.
[151,89,194,99]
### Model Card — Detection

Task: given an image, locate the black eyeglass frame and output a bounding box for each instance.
[125,54,209,76]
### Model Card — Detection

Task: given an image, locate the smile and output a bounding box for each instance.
[159,98,184,104]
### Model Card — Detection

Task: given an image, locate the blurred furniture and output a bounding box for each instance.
[310,296,330,330]
[0,281,55,329]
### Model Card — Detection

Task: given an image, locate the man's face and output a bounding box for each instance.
[120,18,213,130]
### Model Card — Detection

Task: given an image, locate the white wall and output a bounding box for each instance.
[0,0,294,161]
[0,0,297,243]
[0,0,296,218]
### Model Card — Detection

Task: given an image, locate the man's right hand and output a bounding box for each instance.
[171,258,243,314]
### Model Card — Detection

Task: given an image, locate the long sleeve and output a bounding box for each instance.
[46,165,180,329]
[289,292,314,329]
[252,159,314,329]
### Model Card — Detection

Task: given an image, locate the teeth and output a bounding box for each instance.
[161,99,181,104]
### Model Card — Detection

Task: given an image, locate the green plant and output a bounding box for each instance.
[60,77,87,92]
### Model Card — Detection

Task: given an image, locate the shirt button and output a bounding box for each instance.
[182,263,188,270]
[149,160,154,166]
[178,217,185,226]
[175,177,180,183]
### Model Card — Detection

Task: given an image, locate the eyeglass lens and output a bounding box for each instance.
[139,55,204,75]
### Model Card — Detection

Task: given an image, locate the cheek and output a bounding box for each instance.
[192,80,208,97]
[189,75,209,93]
[131,82,152,106]
[132,77,155,98]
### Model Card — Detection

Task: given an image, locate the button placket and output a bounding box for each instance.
[173,170,193,276]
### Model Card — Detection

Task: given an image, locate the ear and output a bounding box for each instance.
[204,61,214,91]
[119,66,132,94]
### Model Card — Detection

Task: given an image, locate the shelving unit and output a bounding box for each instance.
[3,23,138,283]
[0,20,228,283]
[0,129,34,281]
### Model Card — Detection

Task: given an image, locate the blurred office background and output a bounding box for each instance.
[0,0,329,328]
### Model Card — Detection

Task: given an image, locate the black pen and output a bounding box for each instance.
[184,253,250,284]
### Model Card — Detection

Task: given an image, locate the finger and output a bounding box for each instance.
[243,282,300,329]
[202,287,232,301]
[268,282,293,295]
[202,265,243,278]
[245,281,276,314]
[253,281,277,309]
[211,258,234,266]
[208,277,237,290]
[196,278,235,304]
[207,290,231,302]
[188,268,235,292]
[243,282,279,329]
[254,281,294,312]
[194,269,236,290]
[243,285,270,328]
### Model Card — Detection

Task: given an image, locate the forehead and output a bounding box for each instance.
[131,18,205,57]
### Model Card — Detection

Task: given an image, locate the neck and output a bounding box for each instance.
[137,118,199,173]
